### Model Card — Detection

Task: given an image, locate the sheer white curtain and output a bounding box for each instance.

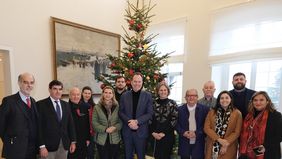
[148,17,187,56]
[210,0,282,55]
[148,18,187,103]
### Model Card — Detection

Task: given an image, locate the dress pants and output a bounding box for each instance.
[123,132,146,159]
[96,138,119,159]
[40,141,68,159]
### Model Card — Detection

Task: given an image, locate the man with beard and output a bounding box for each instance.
[229,72,255,119]
[114,76,127,103]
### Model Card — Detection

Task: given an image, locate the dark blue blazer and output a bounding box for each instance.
[119,90,153,138]
[37,97,76,151]
[176,103,209,158]
[0,92,38,159]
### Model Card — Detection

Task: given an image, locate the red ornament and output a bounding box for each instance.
[154,74,159,79]
[129,69,134,75]
[127,52,134,58]
[100,84,105,89]
[113,71,120,74]
[110,63,116,67]
[126,80,131,85]
[129,19,135,25]
[137,23,143,29]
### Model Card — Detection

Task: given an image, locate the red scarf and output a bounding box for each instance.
[240,110,268,159]
[88,106,95,136]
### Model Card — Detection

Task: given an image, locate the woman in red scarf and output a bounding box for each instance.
[239,91,282,159]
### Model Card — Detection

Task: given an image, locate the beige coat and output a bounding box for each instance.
[204,108,242,159]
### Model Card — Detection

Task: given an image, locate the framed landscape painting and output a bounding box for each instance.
[51,17,120,95]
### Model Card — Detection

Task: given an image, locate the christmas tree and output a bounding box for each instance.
[97,0,170,95]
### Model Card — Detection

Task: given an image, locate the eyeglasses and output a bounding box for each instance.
[187,95,198,97]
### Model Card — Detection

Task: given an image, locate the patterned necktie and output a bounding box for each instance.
[26,97,31,108]
[54,101,61,121]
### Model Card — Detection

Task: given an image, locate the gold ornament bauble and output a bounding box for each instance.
[139,55,147,62]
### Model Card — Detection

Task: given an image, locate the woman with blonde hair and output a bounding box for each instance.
[92,86,122,159]
[239,91,282,159]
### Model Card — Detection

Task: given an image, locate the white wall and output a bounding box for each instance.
[150,0,212,99]
[0,0,126,99]
[0,0,251,100]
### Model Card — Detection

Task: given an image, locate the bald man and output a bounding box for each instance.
[68,87,90,159]
[0,72,38,159]
[198,81,217,108]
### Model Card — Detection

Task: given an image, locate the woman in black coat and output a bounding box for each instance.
[239,91,282,159]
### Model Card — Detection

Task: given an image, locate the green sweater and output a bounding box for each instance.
[92,103,122,145]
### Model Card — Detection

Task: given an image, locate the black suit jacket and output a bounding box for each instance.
[0,92,38,159]
[264,110,282,159]
[37,97,76,151]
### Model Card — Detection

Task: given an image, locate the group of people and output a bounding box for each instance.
[0,72,281,159]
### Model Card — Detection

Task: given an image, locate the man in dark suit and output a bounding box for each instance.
[119,72,154,159]
[0,72,38,159]
[229,72,256,119]
[37,80,76,159]
[176,89,209,159]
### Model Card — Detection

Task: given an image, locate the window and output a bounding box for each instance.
[211,60,282,112]
[161,63,183,104]
[148,18,187,103]
[210,1,282,113]
[255,61,282,107]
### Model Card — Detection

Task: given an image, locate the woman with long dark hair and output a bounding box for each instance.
[204,90,242,159]
[81,86,95,159]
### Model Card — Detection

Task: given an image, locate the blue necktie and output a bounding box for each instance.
[55,101,61,121]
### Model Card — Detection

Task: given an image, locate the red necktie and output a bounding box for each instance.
[26,97,31,108]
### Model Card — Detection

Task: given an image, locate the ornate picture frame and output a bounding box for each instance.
[51,17,120,95]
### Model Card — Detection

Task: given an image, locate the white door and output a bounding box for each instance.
[0,52,5,159]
